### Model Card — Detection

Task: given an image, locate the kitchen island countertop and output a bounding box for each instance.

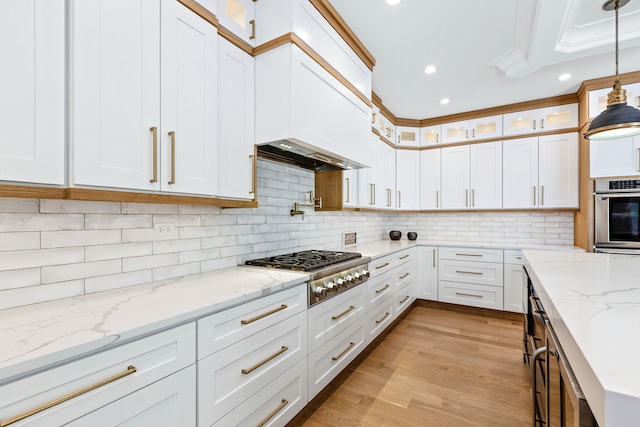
[522,250,640,427]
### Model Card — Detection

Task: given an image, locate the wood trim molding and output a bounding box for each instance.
[217,25,253,55]
[308,0,376,71]
[372,92,398,124]
[0,185,66,200]
[177,0,219,27]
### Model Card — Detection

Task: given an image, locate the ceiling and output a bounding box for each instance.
[328,0,640,120]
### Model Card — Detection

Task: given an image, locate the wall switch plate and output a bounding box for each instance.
[343,232,357,246]
[154,223,176,237]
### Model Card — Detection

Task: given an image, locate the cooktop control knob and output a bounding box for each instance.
[353,272,361,280]
[345,275,354,283]
[336,278,346,288]
[361,269,370,277]
[314,286,327,297]
[326,282,338,292]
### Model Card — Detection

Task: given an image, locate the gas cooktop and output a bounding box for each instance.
[245,250,362,271]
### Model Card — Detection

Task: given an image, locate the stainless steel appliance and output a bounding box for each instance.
[523,267,598,427]
[595,178,640,253]
[245,250,370,306]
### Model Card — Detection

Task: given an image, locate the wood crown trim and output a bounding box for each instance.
[177,0,219,27]
[308,0,376,71]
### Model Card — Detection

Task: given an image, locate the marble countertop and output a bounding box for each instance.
[522,250,640,427]
[0,266,309,383]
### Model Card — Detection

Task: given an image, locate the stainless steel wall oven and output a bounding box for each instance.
[595,179,640,253]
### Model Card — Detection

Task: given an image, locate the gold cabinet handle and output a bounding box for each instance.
[472,129,476,138]
[375,284,390,294]
[541,118,545,129]
[371,111,377,124]
[242,346,288,375]
[533,185,537,206]
[399,254,410,260]
[455,270,483,275]
[533,119,537,130]
[456,292,482,298]
[331,305,355,320]
[241,304,287,325]
[398,190,401,208]
[1,366,137,426]
[399,272,410,279]
[436,190,439,208]
[168,131,176,185]
[455,253,482,257]
[465,129,469,139]
[399,295,410,304]
[375,262,390,269]
[465,189,469,207]
[471,189,475,207]
[387,188,391,207]
[432,249,436,267]
[541,185,545,206]
[249,154,256,194]
[436,133,439,143]
[332,342,355,361]
[249,19,256,40]
[345,177,350,202]
[375,312,390,324]
[149,127,158,183]
[256,399,288,427]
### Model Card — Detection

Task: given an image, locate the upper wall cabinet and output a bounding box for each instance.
[590,136,640,178]
[503,104,578,137]
[71,1,218,196]
[420,149,441,210]
[395,126,420,147]
[255,44,370,169]
[396,150,420,209]
[588,83,640,118]
[375,112,395,142]
[441,115,502,144]
[0,0,65,186]
[420,125,441,147]
[217,0,255,45]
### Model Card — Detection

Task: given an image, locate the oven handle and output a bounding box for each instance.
[596,192,640,200]
[531,346,548,427]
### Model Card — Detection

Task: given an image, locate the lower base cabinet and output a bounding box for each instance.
[438,281,504,310]
[365,298,394,344]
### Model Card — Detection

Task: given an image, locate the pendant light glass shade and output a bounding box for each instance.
[584,0,640,140]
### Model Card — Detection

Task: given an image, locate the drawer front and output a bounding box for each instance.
[365,298,394,345]
[197,284,306,359]
[213,359,307,427]
[0,324,195,427]
[308,317,366,399]
[307,285,365,353]
[395,261,415,289]
[439,247,504,263]
[394,248,414,266]
[438,281,504,310]
[366,270,395,307]
[369,254,394,277]
[198,312,307,426]
[438,260,504,287]
[393,281,414,319]
[504,249,524,265]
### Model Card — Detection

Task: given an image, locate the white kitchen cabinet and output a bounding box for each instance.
[441,115,502,144]
[418,246,438,301]
[504,250,524,313]
[343,169,359,208]
[358,133,381,207]
[0,0,65,186]
[381,142,396,209]
[420,149,441,210]
[503,133,578,209]
[72,0,217,196]
[375,112,395,142]
[217,0,255,45]
[393,280,414,319]
[396,150,420,210]
[216,36,255,200]
[441,141,501,209]
[588,82,640,118]
[255,43,370,169]
[420,125,442,147]
[502,104,578,137]
[396,126,420,147]
[590,136,640,178]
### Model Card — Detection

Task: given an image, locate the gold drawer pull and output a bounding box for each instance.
[241,304,287,325]
[332,305,355,320]
[375,284,390,294]
[0,366,137,426]
[455,270,483,275]
[375,312,390,324]
[249,19,256,40]
[399,254,410,260]
[256,399,289,427]
[375,262,390,269]
[456,292,483,298]
[332,342,355,361]
[149,126,158,183]
[455,253,483,257]
[242,346,288,375]
[399,273,410,279]
[399,295,410,304]
[167,131,176,185]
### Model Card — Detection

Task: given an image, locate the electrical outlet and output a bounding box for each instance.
[154,223,176,237]
[343,232,357,246]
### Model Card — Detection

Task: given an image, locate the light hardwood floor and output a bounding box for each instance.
[291,303,531,427]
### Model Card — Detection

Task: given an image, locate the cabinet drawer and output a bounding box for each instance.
[366,299,395,344]
[438,260,504,287]
[395,262,415,288]
[307,285,365,353]
[393,281,414,319]
[213,360,307,427]
[197,284,306,359]
[366,270,395,307]
[308,317,366,399]
[0,323,195,427]
[197,312,306,426]
[504,249,524,265]
[394,249,414,266]
[439,247,504,262]
[438,281,504,310]
[369,255,394,277]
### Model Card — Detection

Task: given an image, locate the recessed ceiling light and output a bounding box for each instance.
[386,0,401,5]
[440,98,450,105]
[424,65,437,74]
[558,73,571,81]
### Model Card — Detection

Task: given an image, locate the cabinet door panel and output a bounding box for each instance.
[420,149,441,209]
[503,137,539,208]
[538,133,578,208]
[396,150,420,210]
[418,246,438,301]
[441,145,470,209]
[0,0,64,185]
[161,2,217,195]
[217,0,255,45]
[590,137,640,178]
[470,142,502,209]
[72,0,160,190]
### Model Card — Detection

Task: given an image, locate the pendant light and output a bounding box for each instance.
[584,0,640,140]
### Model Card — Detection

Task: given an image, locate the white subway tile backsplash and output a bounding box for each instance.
[85,242,153,261]
[0,247,84,271]
[122,253,179,273]
[41,230,121,249]
[153,239,201,255]
[0,213,84,232]
[121,228,155,243]
[122,202,179,215]
[85,214,152,230]
[0,280,84,310]
[42,260,122,284]
[40,199,120,214]
[152,262,201,282]
[85,270,152,294]
[0,232,40,251]
[0,268,41,291]
[0,198,39,213]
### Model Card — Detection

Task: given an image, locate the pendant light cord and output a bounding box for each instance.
[615,0,619,78]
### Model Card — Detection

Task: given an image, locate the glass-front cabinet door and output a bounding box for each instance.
[217,0,256,45]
